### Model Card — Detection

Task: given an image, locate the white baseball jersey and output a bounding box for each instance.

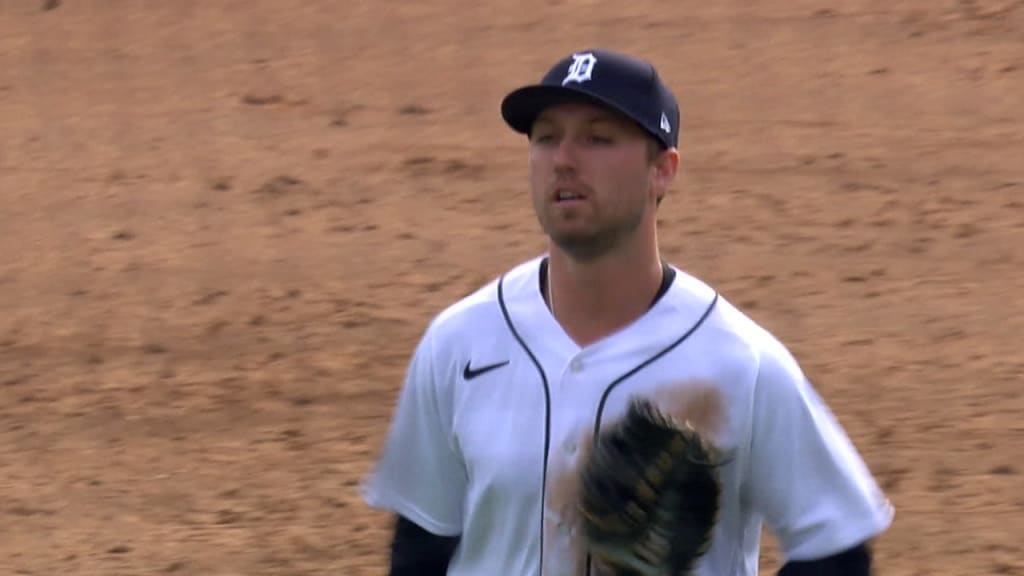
[362,255,894,575]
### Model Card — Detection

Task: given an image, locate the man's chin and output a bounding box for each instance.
[549,231,617,262]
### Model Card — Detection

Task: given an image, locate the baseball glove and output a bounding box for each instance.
[577,395,724,576]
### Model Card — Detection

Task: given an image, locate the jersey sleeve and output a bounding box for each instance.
[360,324,467,537]
[743,337,894,561]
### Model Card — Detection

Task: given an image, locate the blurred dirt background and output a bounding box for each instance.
[1,0,1022,574]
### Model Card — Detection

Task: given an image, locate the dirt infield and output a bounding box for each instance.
[1,1,1021,574]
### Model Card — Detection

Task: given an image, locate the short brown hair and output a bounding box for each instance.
[646,137,670,206]
[646,138,667,163]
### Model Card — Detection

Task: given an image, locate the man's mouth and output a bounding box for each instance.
[554,189,586,203]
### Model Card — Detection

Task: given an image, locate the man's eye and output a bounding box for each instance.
[588,135,613,144]
[532,134,555,144]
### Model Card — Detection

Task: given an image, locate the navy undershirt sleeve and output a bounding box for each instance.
[778,542,872,576]
[389,515,460,576]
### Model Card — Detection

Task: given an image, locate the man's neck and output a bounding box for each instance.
[547,241,665,347]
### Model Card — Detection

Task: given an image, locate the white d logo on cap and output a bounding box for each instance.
[562,53,597,86]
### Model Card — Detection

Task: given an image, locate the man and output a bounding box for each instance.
[361,48,894,575]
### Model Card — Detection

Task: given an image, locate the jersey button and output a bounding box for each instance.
[569,358,584,372]
[566,442,577,455]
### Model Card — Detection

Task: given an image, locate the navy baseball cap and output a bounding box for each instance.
[501,49,680,149]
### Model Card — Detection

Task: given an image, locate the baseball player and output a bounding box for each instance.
[361,48,894,575]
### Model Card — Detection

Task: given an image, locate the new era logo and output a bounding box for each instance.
[660,112,671,133]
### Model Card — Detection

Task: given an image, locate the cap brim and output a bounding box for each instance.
[501,85,623,136]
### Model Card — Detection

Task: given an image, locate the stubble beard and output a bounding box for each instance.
[542,208,646,263]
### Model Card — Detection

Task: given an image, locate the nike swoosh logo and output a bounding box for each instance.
[463,360,510,380]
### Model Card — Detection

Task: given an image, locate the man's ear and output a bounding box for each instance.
[653,147,680,205]
[655,148,680,182]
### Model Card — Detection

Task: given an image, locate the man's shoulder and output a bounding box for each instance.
[667,265,795,363]
[425,256,541,342]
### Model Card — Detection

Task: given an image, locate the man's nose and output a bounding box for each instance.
[552,137,578,169]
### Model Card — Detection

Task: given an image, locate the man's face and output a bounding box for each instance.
[528,101,677,261]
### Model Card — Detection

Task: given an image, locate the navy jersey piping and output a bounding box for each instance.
[591,291,720,435]
[497,273,553,574]
[584,290,720,575]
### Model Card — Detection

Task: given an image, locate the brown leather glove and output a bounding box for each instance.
[577,395,725,576]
